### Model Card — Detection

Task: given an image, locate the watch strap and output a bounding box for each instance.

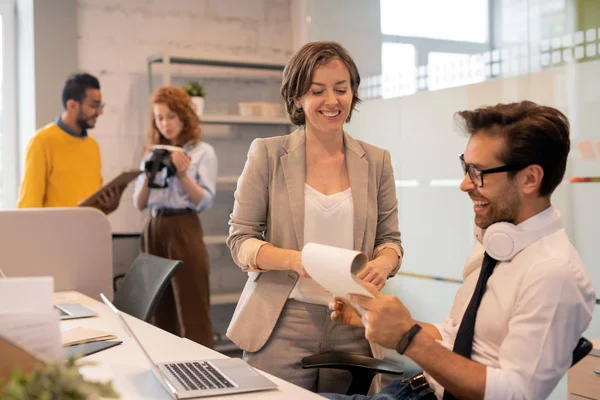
[396,324,422,355]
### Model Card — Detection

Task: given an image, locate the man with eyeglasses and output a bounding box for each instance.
[17,73,123,213]
[323,101,595,400]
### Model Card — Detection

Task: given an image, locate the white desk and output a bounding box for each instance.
[54,291,324,399]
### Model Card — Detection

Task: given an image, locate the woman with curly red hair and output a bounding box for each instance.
[133,86,218,348]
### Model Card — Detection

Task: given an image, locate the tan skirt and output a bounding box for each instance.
[141,212,214,348]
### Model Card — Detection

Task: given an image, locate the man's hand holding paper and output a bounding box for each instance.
[328,280,381,328]
[330,281,418,350]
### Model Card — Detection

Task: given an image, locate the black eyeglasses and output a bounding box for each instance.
[460,154,528,188]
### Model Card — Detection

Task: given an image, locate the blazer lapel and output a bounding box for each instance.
[344,132,368,251]
[281,130,306,250]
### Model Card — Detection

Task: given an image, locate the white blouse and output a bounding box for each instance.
[288,184,354,305]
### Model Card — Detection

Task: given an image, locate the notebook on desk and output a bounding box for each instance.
[100,293,277,399]
[55,303,97,320]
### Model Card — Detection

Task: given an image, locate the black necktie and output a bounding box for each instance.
[442,252,498,400]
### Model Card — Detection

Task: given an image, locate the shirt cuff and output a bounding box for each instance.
[238,238,269,272]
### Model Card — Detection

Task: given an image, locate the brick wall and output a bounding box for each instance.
[76,0,294,233]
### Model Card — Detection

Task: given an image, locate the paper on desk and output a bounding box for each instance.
[0,276,54,314]
[0,277,62,363]
[301,243,374,300]
[61,327,117,347]
[0,312,63,362]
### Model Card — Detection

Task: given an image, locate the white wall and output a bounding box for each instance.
[306,0,382,77]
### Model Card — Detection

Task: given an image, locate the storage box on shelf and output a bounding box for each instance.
[238,102,285,118]
[148,52,295,353]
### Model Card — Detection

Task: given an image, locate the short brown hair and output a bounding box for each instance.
[281,41,361,126]
[455,101,570,197]
[147,86,202,147]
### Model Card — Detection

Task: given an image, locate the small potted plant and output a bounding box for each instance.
[0,357,119,400]
[183,81,206,117]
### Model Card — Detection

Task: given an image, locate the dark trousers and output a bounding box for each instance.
[141,213,214,348]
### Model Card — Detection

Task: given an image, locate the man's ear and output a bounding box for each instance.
[65,99,79,112]
[521,164,544,195]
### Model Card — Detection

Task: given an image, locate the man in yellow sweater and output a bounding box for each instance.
[17,73,122,213]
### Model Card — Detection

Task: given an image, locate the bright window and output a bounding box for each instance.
[427,52,486,91]
[381,42,416,98]
[0,15,3,208]
[380,0,489,43]
[0,1,15,209]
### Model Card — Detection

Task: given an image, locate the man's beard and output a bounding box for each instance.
[476,185,521,229]
[76,113,96,130]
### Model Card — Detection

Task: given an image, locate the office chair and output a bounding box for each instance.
[112,252,182,322]
[301,337,594,395]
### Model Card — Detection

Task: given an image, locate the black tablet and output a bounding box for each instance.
[64,340,123,360]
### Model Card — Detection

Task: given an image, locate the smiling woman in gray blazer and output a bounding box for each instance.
[226,41,403,394]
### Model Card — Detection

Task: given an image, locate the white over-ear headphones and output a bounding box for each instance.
[474,211,563,261]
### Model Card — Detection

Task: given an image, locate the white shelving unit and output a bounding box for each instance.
[203,235,228,245]
[210,292,241,306]
[147,52,288,90]
[216,176,239,185]
[147,52,292,354]
[202,115,291,125]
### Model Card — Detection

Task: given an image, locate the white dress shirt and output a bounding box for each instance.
[289,184,354,305]
[427,207,596,399]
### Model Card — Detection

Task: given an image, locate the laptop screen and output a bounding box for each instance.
[99,293,178,396]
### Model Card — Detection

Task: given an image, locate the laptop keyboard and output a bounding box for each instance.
[165,362,235,391]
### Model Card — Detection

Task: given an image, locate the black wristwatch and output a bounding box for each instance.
[395,324,422,355]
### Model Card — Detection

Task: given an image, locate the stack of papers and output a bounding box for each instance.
[61,327,117,347]
[0,277,62,363]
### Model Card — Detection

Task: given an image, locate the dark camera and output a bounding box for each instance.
[144,148,177,188]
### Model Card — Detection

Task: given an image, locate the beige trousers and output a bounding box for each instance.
[243,299,372,394]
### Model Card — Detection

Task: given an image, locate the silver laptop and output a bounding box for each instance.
[99,293,277,399]
[55,303,98,320]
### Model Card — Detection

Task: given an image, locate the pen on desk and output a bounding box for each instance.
[569,176,600,183]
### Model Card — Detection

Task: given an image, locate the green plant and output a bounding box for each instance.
[0,357,119,400]
[182,81,206,97]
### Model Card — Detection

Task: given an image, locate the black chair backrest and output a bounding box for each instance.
[571,337,593,367]
[112,252,182,322]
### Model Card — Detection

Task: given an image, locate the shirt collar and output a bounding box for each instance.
[55,116,87,138]
[516,205,560,232]
[474,206,561,245]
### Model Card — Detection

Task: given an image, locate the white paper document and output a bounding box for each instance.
[301,243,374,300]
[0,276,54,314]
[0,277,63,362]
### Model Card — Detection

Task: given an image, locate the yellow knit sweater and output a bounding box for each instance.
[17,122,103,208]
